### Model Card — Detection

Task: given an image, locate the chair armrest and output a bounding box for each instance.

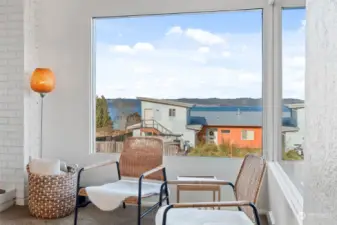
[162,201,261,225]
[141,165,165,178]
[170,200,250,208]
[83,160,117,171]
[167,180,233,186]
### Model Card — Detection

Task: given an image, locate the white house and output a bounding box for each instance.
[284,103,305,151]
[127,97,198,147]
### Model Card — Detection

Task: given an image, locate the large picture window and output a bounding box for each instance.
[94,10,263,158]
[280,7,305,195]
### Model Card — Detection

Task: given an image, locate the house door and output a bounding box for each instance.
[144,109,154,120]
[143,109,154,127]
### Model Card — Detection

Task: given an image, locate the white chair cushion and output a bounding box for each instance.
[86,180,163,211]
[156,206,254,225]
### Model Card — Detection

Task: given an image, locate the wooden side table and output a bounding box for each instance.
[176,176,221,208]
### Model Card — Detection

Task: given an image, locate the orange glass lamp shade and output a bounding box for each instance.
[30,68,55,96]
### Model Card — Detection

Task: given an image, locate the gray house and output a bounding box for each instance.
[284,103,305,151]
[128,97,199,147]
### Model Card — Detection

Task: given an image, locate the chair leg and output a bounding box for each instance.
[137,202,141,225]
[165,185,170,205]
[73,205,79,225]
[249,203,261,225]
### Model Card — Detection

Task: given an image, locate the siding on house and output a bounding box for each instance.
[197,126,262,149]
[285,107,305,149]
[140,101,196,147]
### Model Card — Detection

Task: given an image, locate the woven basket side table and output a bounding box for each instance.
[26,165,78,219]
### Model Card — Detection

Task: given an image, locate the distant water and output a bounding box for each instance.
[107,99,141,129]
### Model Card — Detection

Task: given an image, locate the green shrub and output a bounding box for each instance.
[188,141,261,158]
[283,150,303,160]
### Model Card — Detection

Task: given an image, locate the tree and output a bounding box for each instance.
[96,95,113,128]
[125,112,141,129]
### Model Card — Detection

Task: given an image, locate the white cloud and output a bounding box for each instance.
[185,28,225,45]
[109,45,133,54]
[166,26,225,46]
[222,51,231,57]
[197,47,210,53]
[133,66,153,74]
[97,23,304,100]
[166,26,183,35]
[110,42,155,54]
[133,42,155,51]
[300,20,306,31]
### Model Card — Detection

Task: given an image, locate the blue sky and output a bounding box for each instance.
[95,8,305,99]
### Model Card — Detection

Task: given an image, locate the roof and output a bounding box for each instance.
[137,97,195,108]
[282,126,299,132]
[186,124,203,131]
[286,103,305,109]
[191,106,291,112]
[189,110,263,127]
[189,106,296,127]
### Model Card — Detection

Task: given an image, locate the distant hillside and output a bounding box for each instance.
[107,98,304,107]
[171,98,304,106]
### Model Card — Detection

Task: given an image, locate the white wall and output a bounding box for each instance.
[141,101,196,146]
[29,0,269,212]
[0,0,42,205]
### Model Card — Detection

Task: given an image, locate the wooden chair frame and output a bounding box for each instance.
[73,137,169,225]
[161,154,266,225]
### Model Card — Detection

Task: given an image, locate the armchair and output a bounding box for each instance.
[156,154,266,225]
[73,137,169,225]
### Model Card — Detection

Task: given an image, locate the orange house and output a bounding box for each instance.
[197,125,262,149]
[190,106,264,149]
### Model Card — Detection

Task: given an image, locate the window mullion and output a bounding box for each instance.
[262,3,275,161]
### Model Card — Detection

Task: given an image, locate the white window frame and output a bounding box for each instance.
[90,0,305,158]
[90,0,305,221]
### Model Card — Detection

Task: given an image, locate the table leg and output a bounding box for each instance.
[218,187,221,210]
[177,187,180,203]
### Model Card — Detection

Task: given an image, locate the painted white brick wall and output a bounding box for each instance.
[0,0,25,204]
[0,0,41,205]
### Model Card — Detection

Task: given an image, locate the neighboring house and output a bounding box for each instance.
[189,106,263,148]
[283,103,305,150]
[127,97,299,150]
[189,106,297,149]
[128,97,198,147]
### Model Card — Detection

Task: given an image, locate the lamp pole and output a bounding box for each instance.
[40,93,45,158]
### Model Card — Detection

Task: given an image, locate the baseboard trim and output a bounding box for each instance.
[16,197,28,206]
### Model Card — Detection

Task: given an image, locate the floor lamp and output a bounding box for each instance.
[30,68,55,159]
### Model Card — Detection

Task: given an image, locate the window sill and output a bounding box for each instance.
[268,162,303,225]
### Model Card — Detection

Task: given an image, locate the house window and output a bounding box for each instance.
[241,130,254,140]
[169,108,176,117]
[221,130,231,134]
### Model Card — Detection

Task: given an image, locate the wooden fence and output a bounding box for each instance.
[96,141,180,156]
